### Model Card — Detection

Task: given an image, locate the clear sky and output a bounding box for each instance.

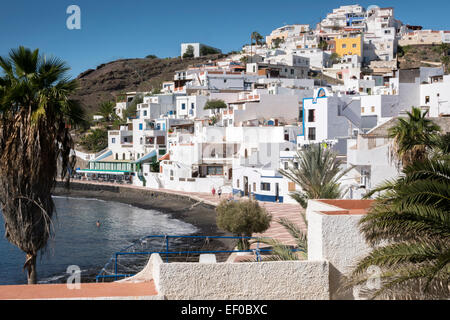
[1,0,449,78]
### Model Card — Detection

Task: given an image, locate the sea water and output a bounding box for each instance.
[0,196,197,285]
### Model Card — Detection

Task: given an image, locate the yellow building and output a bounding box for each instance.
[335,34,363,57]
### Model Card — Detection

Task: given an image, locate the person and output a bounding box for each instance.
[211,187,216,197]
[217,188,222,198]
[96,221,101,228]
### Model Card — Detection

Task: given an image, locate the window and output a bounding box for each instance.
[181,103,186,110]
[207,166,223,176]
[291,69,294,75]
[237,179,240,188]
[139,123,143,130]
[371,106,375,112]
[352,43,357,48]
[112,138,116,144]
[261,182,271,191]
[342,44,347,49]
[122,153,126,160]
[115,153,118,160]
[191,103,195,109]
[308,127,316,141]
[253,183,256,192]
[224,79,227,83]
[362,107,365,113]
[308,109,315,122]
[143,110,147,117]
[284,162,289,170]
[425,96,430,104]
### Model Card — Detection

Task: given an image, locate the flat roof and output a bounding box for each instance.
[316,199,374,215]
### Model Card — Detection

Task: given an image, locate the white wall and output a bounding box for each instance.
[306,200,372,299]
[153,256,330,300]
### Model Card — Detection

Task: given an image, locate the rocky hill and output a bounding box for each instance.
[398,44,448,70]
[71,54,226,116]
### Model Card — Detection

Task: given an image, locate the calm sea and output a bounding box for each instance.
[0,196,197,285]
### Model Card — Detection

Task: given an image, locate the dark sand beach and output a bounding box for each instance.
[53,181,235,251]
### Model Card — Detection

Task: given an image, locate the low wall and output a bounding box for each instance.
[143,254,329,300]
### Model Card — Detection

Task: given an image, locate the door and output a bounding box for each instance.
[244,176,249,196]
[275,183,280,202]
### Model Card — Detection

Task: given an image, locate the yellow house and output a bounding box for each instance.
[335,34,363,57]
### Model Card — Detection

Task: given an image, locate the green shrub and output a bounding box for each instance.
[216,200,272,250]
[79,128,108,153]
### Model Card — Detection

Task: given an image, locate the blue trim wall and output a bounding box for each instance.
[232,189,284,203]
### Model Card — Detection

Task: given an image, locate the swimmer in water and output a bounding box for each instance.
[96,221,100,228]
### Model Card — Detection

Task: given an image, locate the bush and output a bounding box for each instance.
[216,200,272,250]
[183,45,195,59]
[146,54,158,59]
[79,128,108,153]
[204,99,227,111]
[200,46,221,56]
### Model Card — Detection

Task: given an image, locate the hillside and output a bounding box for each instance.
[398,44,448,70]
[71,54,226,115]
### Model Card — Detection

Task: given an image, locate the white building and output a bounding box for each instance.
[298,88,363,147]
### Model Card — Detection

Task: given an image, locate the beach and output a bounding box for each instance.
[52,181,234,247]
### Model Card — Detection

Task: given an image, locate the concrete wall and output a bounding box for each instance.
[146,254,330,300]
[306,201,372,299]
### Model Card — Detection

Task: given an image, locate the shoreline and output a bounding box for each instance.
[53,181,234,246]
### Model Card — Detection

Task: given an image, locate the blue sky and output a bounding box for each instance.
[1,0,449,77]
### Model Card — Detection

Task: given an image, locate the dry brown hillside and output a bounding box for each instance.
[71,54,226,116]
[398,44,449,70]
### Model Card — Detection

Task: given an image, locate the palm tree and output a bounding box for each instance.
[347,158,449,299]
[251,32,263,46]
[253,216,308,261]
[279,144,353,208]
[440,55,450,74]
[388,107,441,167]
[0,46,84,284]
[98,101,116,122]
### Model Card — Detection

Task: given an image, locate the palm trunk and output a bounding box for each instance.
[25,254,37,284]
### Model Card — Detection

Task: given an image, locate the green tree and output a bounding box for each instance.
[279,144,353,208]
[347,158,450,299]
[79,128,108,153]
[216,199,272,250]
[200,46,221,56]
[0,46,85,284]
[122,95,143,119]
[272,37,284,49]
[388,107,441,167]
[253,216,307,261]
[330,52,341,65]
[251,31,264,46]
[318,40,329,51]
[98,101,116,122]
[441,55,450,74]
[204,99,227,112]
[183,45,194,59]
